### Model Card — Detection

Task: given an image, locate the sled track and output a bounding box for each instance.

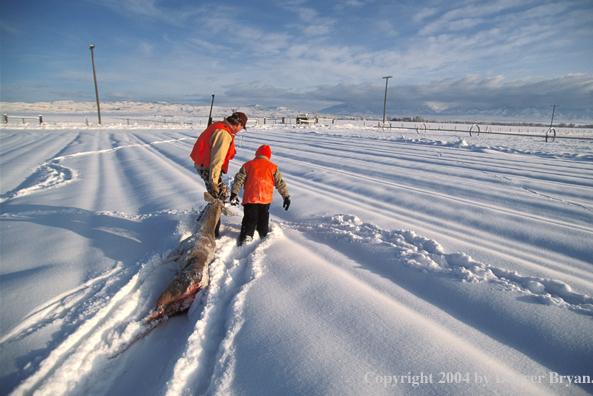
[3,210,278,396]
[164,224,279,395]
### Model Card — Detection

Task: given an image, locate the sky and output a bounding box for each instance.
[1,0,593,118]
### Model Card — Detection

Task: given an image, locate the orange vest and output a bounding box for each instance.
[190,122,237,174]
[241,157,278,204]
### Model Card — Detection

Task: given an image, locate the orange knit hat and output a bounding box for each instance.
[255,145,272,159]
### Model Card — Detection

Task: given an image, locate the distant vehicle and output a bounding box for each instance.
[296,114,314,124]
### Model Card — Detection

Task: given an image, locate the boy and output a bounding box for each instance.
[230,145,291,246]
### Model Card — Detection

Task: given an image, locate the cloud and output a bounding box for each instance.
[137,42,155,56]
[394,74,593,112]
[3,0,591,122]
[88,0,203,26]
[216,73,593,117]
[413,7,439,23]
[81,0,591,89]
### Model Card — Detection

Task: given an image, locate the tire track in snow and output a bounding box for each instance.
[4,210,202,396]
[250,127,593,186]
[281,215,593,316]
[281,154,593,274]
[279,149,593,235]
[3,206,276,396]
[521,186,593,213]
[260,131,593,281]
[7,261,153,396]
[0,131,83,195]
[0,136,194,204]
[250,129,593,214]
[0,160,78,203]
[0,264,126,345]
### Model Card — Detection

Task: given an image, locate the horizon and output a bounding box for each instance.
[0,100,593,127]
[2,99,593,125]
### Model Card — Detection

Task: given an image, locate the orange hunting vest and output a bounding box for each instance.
[190,122,237,174]
[241,157,278,205]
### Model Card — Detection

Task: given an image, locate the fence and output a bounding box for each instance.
[3,114,43,124]
[376,122,593,142]
[114,117,193,126]
[3,113,591,142]
[278,116,337,125]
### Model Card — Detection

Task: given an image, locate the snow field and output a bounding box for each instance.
[1,122,592,395]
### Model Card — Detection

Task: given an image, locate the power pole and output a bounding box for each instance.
[89,44,101,124]
[382,76,392,127]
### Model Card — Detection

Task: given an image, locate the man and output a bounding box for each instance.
[190,111,248,200]
[230,145,291,246]
[190,111,247,236]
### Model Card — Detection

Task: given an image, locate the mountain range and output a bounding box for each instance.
[1,101,591,124]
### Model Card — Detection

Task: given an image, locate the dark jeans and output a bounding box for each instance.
[239,203,270,242]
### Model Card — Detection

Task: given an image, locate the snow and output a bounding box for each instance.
[1,110,593,396]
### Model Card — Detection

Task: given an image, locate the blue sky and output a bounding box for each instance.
[1,0,592,117]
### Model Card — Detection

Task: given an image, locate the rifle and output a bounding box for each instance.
[208,94,215,126]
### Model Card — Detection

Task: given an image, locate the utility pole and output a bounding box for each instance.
[89,44,101,124]
[550,104,559,129]
[382,76,392,127]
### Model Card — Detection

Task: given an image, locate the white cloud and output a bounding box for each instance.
[3,0,591,120]
[137,42,155,56]
[413,7,439,23]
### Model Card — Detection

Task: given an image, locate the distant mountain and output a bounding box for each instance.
[317,103,593,123]
[431,106,593,123]
[316,104,380,119]
[0,101,313,120]
[2,100,591,124]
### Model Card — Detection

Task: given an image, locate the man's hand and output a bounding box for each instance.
[229,193,239,206]
[283,197,291,211]
[210,182,220,197]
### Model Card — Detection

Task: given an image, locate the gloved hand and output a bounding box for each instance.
[283,197,291,211]
[229,193,239,206]
[219,183,229,201]
[210,182,220,198]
